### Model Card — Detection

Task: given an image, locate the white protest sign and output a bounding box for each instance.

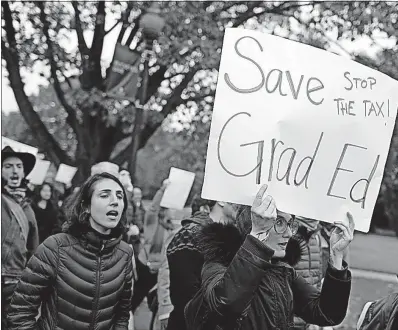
[55,164,78,185]
[202,28,398,233]
[2,137,38,156]
[26,159,51,185]
[160,167,196,210]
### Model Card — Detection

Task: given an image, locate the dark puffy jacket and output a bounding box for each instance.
[7,229,133,330]
[191,223,351,330]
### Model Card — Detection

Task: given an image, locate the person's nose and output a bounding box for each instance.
[284,225,293,238]
[109,193,119,206]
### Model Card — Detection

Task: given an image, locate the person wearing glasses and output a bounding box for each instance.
[185,184,354,330]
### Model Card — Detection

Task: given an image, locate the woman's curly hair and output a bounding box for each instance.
[62,172,128,236]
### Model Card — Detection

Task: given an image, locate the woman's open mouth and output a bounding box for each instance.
[277,242,288,249]
[106,210,119,219]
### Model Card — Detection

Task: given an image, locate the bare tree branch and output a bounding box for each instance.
[2,41,74,166]
[161,67,199,117]
[111,67,199,165]
[146,65,167,102]
[232,2,264,27]
[90,1,106,86]
[181,91,215,103]
[126,12,143,47]
[37,2,82,141]
[2,2,17,48]
[71,1,91,88]
[117,2,134,43]
[71,2,89,55]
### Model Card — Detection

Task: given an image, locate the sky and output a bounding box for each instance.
[1,6,395,115]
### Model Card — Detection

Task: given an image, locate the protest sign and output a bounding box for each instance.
[26,159,51,185]
[160,167,196,210]
[2,136,38,156]
[202,28,398,233]
[55,164,78,185]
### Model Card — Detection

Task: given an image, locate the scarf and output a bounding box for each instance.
[3,185,27,204]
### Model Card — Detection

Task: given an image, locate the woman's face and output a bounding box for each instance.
[89,178,125,234]
[267,211,294,258]
[40,184,52,201]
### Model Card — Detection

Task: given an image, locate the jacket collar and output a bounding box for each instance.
[80,227,123,254]
[181,211,213,227]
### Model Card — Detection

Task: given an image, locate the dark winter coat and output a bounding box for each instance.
[190,222,351,330]
[166,212,213,330]
[31,201,62,244]
[6,228,133,330]
[358,292,398,330]
[1,192,39,280]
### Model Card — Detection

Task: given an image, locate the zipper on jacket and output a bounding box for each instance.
[89,242,104,330]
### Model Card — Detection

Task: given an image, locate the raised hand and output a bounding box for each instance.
[251,184,277,235]
[330,212,355,254]
[162,178,171,189]
[329,212,355,269]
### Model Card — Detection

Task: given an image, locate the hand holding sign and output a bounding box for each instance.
[251,184,277,235]
[330,212,355,254]
[160,168,195,210]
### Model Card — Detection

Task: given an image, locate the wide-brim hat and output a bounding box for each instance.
[2,146,36,176]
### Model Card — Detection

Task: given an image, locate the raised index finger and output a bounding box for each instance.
[253,184,268,207]
[346,212,355,232]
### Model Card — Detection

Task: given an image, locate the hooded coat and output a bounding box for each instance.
[166,212,213,330]
[187,222,352,330]
[6,228,133,330]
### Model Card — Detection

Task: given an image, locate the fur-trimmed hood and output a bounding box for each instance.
[197,222,304,267]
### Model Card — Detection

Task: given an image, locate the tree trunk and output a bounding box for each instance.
[2,45,73,167]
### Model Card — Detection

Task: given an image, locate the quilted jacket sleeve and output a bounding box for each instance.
[7,236,59,330]
[114,248,134,330]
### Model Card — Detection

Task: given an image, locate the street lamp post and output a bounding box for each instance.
[129,5,165,183]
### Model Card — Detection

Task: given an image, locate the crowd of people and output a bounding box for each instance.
[1,145,397,330]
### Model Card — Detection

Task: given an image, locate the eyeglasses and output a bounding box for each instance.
[274,217,299,235]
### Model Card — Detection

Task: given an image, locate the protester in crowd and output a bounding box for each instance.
[132,186,146,232]
[6,172,133,330]
[291,217,324,330]
[155,219,182,330]
[31,182,62,244]
[131,180,171,313]
[166,196,238,330]
[119,169,141,255]
[185,184,353,330]
[357,292,398,330]
[144,209,184,330]
[1,146,39,330]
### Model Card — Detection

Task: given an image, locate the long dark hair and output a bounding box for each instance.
[62,173,128,236]
[33,182,54,206]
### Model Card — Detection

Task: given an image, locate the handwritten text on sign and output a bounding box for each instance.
[202,28,398,233]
